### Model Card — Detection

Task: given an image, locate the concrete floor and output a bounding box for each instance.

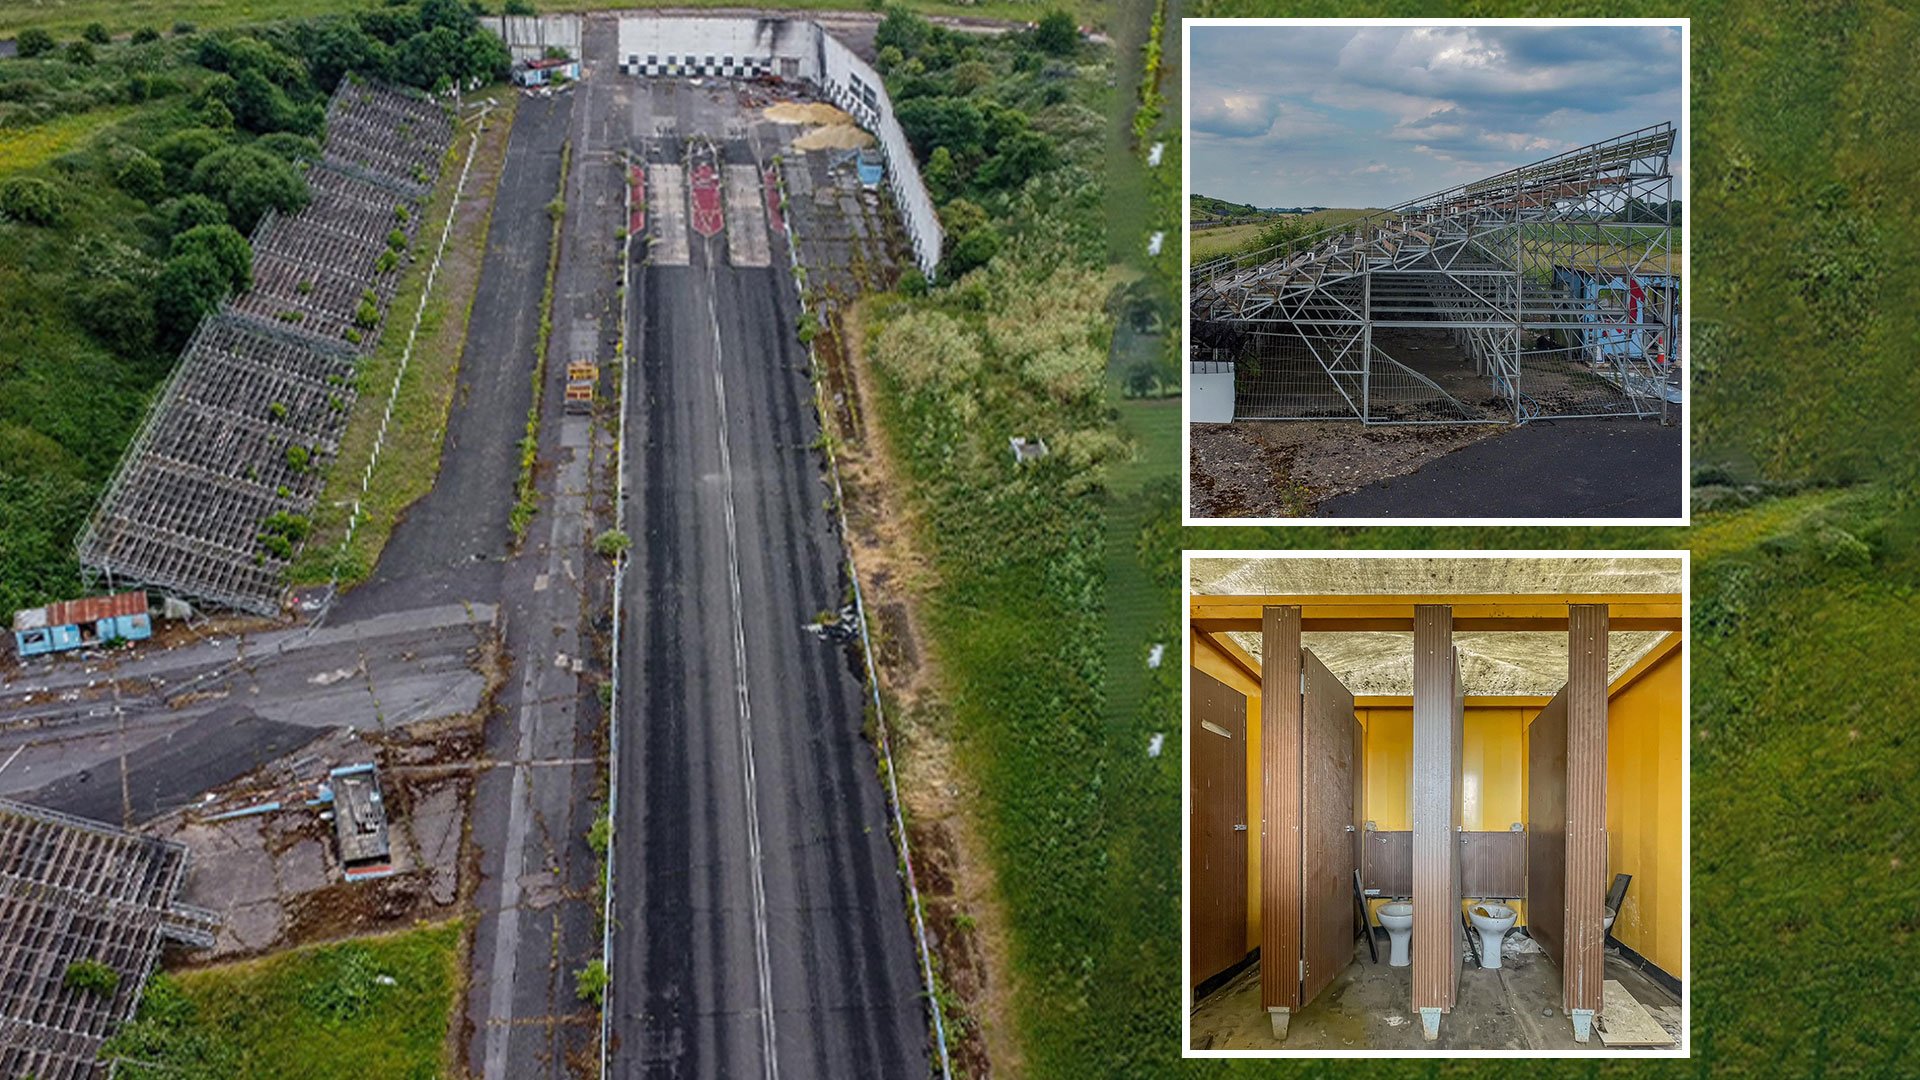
[1192,933,1681,1052]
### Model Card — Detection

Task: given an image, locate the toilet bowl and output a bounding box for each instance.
[1604,909,1617,935]
[1378,902,1414,967]
[1469,903,1519,969]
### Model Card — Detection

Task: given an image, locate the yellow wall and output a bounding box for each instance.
[1190,635,1263,953]
[1606,645,1684,977]
[1359,705,1535,925]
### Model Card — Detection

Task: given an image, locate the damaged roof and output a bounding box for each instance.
[1191,556,1681,697]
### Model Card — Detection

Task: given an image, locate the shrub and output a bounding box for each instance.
[269,402,288,421]
[898,268,928,297]
[354,297,380,329]
[16,29,55,58]
[285,445,311,473]
[574,959,608,1006]
[64,41,97,66]
[587,815,611,856]
[64,960,120,997]
[505,0,535,13]
[83,23,111,45]
[594,530,631,558]
[376,250,398,273]
[132,26,162,45]
[0,177,65,227]
[387,228,407,251]
[78,280,156,356]
[255,132,322,165]
[172,21,196,36]
[110,148,166,202]
[546,198,565,221]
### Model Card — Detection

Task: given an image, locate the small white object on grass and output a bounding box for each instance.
[1147,733,1165,757]
[1147,643,1165,668]
[1147,231,1164,257]
[1148,142,1164,167]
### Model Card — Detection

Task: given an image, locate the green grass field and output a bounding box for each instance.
[102,921,466,1079]
[1190,208,1380,260]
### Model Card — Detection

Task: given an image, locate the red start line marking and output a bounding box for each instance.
[629,164,646,235]
[690,163,724,238]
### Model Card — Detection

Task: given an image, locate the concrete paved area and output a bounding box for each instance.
[1317,418,1684,519]
[0,603,497,816]
[612,77,927,1078]
[1192,933,1682,1052]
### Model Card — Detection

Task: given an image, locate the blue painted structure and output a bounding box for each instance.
[856,148,884,188]
[11,591,151,658]
[1552,265,1678,361]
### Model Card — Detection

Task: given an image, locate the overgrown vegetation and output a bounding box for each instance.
[511,137,571,542]
[101,921,464,1080]
[63,958,121,996]
[0,1,508,617]
[862,10,1122,1073]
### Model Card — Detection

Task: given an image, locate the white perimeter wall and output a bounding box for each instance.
[478,14,583,62]
[612,16,943,278]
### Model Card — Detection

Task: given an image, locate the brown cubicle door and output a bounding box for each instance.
[1300,647,1359,1009]
[1190,669,1248,987]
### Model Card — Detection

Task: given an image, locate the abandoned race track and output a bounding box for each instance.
[613,78,927,1079]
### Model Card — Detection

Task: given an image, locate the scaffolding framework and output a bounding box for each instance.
[77,82,454,616]
[1192,124,1681,424]
[0,799,216,1080]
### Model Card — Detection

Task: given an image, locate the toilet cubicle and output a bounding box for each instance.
[1258,606,1365,1040]
[1409,606,1463,1040]
[1525,604,1611,1042]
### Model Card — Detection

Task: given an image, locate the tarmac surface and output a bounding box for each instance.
[1317,418,1685,518]
[611,80,927,1078]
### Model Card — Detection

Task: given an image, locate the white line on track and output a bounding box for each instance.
[704,255,780,1080]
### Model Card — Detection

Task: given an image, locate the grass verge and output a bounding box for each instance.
[510,136,570,543]
[101,920,466,1080]
[291,90,518,587]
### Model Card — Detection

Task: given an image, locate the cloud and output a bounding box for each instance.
[1190,91,1281,137]
[1188,24,1683,207]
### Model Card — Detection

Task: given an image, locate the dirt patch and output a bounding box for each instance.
[830,298,1024,1078]
[1189,419,1503,518]
[764,101,857,126]
[793,124,875,151]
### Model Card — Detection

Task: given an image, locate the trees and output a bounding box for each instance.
[191,145,310,233]
[16,29,55,58]
[895,96,985,161]
[1034,11,1079,56]
[160,194,228,236]
[153,128,230,190]
[171,225,254,295]
[154,252,231,345]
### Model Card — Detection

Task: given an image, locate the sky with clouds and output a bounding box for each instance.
[1189,24,1683,209]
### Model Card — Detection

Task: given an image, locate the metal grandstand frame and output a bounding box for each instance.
[1191,123,1681,425]
[0,799,217,1080]
[76,80,455,616]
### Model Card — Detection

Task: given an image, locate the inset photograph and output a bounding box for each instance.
[1184,20,1688,522]
[1185,552,1687,1055]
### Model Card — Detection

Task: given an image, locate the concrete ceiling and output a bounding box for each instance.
[1192,556,1681,697]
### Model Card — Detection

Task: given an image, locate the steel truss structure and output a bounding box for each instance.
[77,82,454,616]
[0,799,218,1080]
[1192,124,1681,424]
